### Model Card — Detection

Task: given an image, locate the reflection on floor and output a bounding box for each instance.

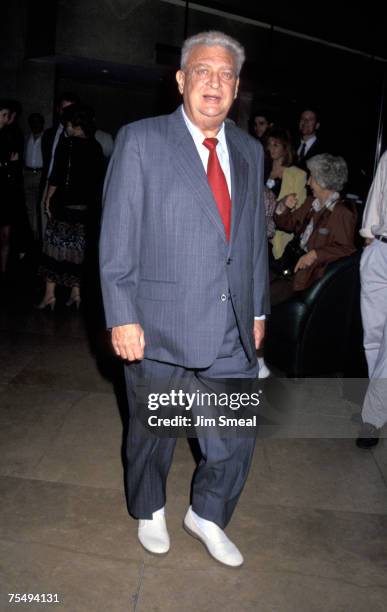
[1,255,387,612]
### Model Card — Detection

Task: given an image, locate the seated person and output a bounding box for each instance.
[271,153,357,302]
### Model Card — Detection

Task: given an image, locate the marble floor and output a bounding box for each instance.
[0,268,386,612]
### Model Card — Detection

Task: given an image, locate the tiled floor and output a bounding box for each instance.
[0,274,386,611]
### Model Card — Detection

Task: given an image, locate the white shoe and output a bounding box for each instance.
[138,507,170,554]
[257,357,270,379]
[183,506,244,567]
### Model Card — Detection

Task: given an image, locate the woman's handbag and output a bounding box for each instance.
[272,236,306,277]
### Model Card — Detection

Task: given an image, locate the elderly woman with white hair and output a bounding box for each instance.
[271,153,357,298]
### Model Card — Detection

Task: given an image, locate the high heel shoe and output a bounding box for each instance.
[35,296,56,311]
[65,295,81,310]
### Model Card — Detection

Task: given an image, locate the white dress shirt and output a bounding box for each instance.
[181,106,264,320]
[360,150,387,238]
[297,135,317,157]
[181,106,231,195]
[25,134,43,169]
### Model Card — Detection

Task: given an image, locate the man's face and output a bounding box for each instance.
[58,100,75,126]
[58,100,74,116]
[254,116,269,139]
[176,45,239,134]
[29,117,44,135]
[0,109,10,129]
[299,111,319,138]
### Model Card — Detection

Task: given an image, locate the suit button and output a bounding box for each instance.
[221,294,227,302]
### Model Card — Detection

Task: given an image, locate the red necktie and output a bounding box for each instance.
[203,138,231,241]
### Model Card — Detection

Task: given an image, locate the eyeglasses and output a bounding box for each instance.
[188,65,237,83]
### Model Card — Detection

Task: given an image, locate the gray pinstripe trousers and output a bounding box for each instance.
[124,299,258,528]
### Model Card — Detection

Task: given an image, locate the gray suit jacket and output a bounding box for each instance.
[99,106,269,369]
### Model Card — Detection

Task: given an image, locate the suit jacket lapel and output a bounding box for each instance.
[226,128,249,248]
[169,109,228,243]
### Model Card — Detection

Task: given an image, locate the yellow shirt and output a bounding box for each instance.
[271,165,307,259]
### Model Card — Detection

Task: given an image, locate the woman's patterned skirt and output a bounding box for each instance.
[39,217,86,287]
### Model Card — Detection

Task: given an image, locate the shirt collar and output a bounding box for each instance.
[181,105,227,151]
[312,191,340,212]
[301,135,317,148]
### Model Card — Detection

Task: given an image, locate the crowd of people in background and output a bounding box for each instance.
[251,104,387,447]
[0,93,114,306]
[0,89,369,397]
[0,95,373,313]
[0,96,364,299]
[250,106,361,304]
[0,94,362,381]
[0,88,385,447]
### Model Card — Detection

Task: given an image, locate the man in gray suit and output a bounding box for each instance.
[99,31,269,567]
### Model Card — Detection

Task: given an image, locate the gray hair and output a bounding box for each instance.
[306,154,348,192]
[181,31,245,76]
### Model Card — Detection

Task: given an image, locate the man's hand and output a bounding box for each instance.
[364,238,374,247]
[294,249,318,272]
[254,319,265,350]
[111,323,145,361]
